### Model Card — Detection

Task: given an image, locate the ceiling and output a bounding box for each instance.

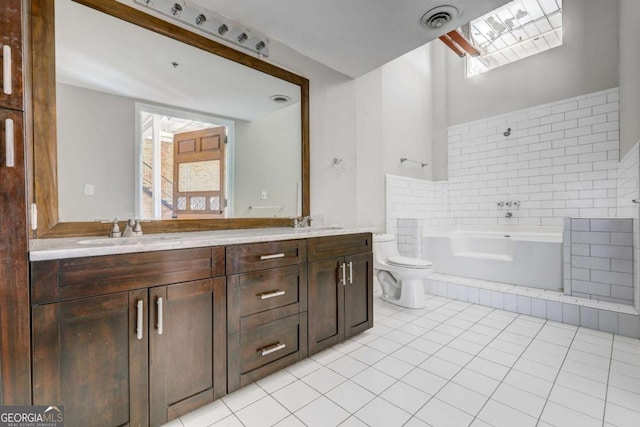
[190,0,511,78]
[57,0,301,121]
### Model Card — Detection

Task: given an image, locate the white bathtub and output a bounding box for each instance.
[422,228,563,290]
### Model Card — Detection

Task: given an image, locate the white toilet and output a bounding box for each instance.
[373,234,433,309]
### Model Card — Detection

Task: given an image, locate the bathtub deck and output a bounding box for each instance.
[425,273,640,339]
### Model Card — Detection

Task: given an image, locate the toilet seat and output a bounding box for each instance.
[387,256,432,269]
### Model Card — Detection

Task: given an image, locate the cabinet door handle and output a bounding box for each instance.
[349,261,353,284]
[259,342,286,356]
[258,290,285,300]
[341,262,347,286]
[157,297,163,335]
[136,300,143,340]
[2,45,11,95]
[4,118,14,167]
[260,253,285,260]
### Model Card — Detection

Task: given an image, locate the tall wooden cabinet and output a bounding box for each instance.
[0,0,30,404]
[307,234,374,355]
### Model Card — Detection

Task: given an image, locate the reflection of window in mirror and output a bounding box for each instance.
[135,103,234,220]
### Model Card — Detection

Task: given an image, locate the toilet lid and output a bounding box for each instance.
[387,256,432,269]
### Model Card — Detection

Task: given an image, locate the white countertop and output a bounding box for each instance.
[29,227,375,261]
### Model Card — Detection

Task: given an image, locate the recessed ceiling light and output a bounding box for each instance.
[270,95,291,104]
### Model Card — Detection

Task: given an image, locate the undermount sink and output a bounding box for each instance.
[77,235,181,245]
[294,225,343,232]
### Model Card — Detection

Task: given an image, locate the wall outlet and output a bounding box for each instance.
[260,190,267,200]
[84,184,95,196]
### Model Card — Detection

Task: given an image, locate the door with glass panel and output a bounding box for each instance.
[173,126,226,218]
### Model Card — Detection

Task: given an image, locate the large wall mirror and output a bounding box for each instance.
[31,0,309,237]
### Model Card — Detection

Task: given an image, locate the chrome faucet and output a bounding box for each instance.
[101,218,122,238]
[123,219,144,237]
[505,212,513,218]
[293,216,312,228]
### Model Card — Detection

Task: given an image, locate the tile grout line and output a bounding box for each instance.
[468,315,553,426]
[600,334,615,427]
[534,325,580,426]
[398,300,521,426]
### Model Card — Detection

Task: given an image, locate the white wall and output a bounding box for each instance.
[444,0,619,127]
[234,103,301,217]
[266,42,359,227]
[57,83,136,222]
[619,0,640,157]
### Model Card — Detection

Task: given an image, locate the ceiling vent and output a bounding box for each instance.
[420,5,459,30]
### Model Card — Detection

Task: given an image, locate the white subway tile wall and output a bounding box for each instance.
[446,88,620,227]
[563,218,634,305]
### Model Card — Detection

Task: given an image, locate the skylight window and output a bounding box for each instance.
[467,0,563,77]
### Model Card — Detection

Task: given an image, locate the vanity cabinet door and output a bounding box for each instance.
[308,257,345,355]
[307,234,374,356]
[32,289,149,427]
[344,253,374,338]
[0,0,23,111]
[149,278,226,427]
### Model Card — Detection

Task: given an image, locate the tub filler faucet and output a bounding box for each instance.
[505,212,513,218]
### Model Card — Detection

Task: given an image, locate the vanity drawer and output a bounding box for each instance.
[228,313,307,391]
[31,247,225,304]
[227,265,307,334]
[226,240,306,275]
[307,233,372,261]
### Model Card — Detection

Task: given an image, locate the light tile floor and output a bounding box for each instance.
[165,294,640,427]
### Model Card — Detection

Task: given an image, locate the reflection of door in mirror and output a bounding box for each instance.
[174,127,226,218]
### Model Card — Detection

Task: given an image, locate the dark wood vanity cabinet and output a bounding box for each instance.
[31,248,227,427]
[307,234,374,355]
[226,240,308,392]
[28,233,372,423]
[32,289,150,427]
[149,278,227,426]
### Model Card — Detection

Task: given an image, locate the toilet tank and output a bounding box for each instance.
[373,234,399,267]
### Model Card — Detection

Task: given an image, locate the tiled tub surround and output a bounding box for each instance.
[424,274,640,339]
[447,87,620,227]
[563,218,634,306]
[163,296,640,427]
[386,88,622,233]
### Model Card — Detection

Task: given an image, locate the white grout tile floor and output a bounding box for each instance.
[164,294,640,427]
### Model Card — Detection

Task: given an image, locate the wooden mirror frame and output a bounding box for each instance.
[30,0,310,238]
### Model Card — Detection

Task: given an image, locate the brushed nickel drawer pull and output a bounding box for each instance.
[260,253,285,260]
[341,262,347,286]
[258,290,286,300]
[157,297,163,335]
[5,118,14,167]
[2,45,11,95]
[136,300,144,340]
[349,261,353,284]
[259,342,286,356]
